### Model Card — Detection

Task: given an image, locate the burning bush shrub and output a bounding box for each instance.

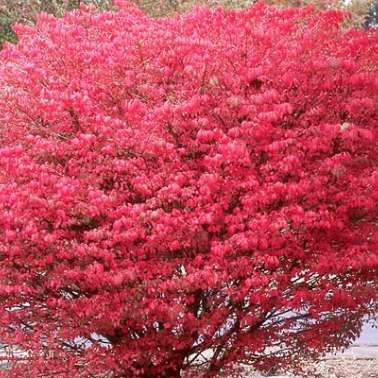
[0,2,377,376]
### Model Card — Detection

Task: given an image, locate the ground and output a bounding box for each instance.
[245,346,378,378]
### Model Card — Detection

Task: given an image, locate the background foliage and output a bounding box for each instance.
[0,0,113,45]
[365,0,378,26]
[134,0,375,24]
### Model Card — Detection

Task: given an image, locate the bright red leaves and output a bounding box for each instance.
[0,2,377,377]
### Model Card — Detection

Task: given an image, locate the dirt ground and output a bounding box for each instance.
[248,345,378,378]
[311,357,378,378]
[244,356,378,378]
[237,348,378,378]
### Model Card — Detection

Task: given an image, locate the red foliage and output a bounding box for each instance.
[0,2,377,377]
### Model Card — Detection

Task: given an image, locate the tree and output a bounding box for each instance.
[0,2,377,377]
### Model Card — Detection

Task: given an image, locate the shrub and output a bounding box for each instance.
[0,2,377,377]
[0,0,375,48]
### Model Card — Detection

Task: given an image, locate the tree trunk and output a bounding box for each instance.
[138,352,186,378]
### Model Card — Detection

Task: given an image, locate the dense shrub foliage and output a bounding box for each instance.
[0,0,376,47]
[0,2,377,377]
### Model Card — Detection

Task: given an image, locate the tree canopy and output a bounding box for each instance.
[0,2,377,376]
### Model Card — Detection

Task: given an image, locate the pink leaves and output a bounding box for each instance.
[196,129,216,143]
